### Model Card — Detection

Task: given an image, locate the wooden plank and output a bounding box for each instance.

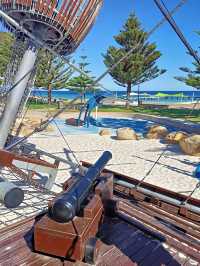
[54,0,68,22]
[63,0,83,30]
[131,240,160,264]
[140,244,179,266]
[167,253,190,266]
[119,202,200,251]
[70,0,96,39]
[118,204,200,262]
[47,0,57,18]
[72,5,95,42]
[137,201,200,231]
[125,201,200,239]
[62,0,79,29]
[81,161,200,207]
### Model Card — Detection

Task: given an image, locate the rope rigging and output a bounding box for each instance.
[0,0,199,202]
[136,0,200,199]
[154,0,200,65]
[0,0,188,105]
[35,88,81,168]
[0,0,188,149]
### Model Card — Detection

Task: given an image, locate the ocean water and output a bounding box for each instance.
[31,90,200,104]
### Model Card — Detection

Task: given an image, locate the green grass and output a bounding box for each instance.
[98,105,200,123]
[98,106,133,113]
[28,102,58,110]
[132,106,200,123]
[27,102,200,123]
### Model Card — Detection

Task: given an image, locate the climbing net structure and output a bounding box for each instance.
[0,0,199,231]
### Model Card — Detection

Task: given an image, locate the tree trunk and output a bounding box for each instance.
[80,93,83,104]
[83,87,86,104]
[48,83,52,104]
[126,82,132,109]
[137,84,140,106]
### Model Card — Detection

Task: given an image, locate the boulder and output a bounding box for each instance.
[18,126,33,137]
[44,124,54,132]
[30,118,43,127]
[165,131,189,144]
[146,125,168,139]
[179,135,200,156]
[99,129,111,136]
[116,127,138,140]
[65,118,83,126]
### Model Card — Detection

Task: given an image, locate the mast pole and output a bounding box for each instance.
[0,42,37,148]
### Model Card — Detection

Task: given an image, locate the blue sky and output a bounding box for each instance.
[74,0,200,91]
[0,0,200,91]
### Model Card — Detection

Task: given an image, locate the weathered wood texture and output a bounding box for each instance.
[0,201,199,265]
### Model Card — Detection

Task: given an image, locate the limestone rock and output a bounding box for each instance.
[30,118,43,127]
[44,124,54,132]
[65,118,82,126]
[165,131,189,144]
[179,135,200,156]
[99,129,111,136]
[116,127,138,140]
[18,126,33,137]
[146,125,168,139]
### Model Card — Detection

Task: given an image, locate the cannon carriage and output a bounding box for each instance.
[34,151,114,264]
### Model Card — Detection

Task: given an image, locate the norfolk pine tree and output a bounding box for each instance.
[175,32,200,89]
[35,51,74,103]
[0,32,13,85]
[67,55,99,103]
[103,14,166,107]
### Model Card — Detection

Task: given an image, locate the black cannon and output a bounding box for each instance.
[50,151,112,223]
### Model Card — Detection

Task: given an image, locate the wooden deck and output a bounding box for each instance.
[0,165,199,265]
[0,196,199,266]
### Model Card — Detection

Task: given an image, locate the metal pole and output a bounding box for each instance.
[95,106,98,120]
[115,179,200,215]
[0,42,37,148]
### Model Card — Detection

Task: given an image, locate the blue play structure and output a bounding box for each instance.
[194,165,200,180]
[77,92,111,127]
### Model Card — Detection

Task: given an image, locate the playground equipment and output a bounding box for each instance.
[0,1,200,265]
[0,0,103,207]
[77,92,110,127]
[65,92,110,128]
[0,0,103,148]
[34,151,114,264]
[195,165,200,180]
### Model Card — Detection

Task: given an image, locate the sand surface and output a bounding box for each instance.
[29,128,200,199]
[0,113,199,228]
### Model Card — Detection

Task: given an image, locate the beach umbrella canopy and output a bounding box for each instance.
[155,92,169,97]
[155,92,186,97]
[172,92,186,97]
[142,92,150,96]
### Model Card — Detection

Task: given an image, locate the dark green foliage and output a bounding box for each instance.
[0,33,73,100]
[0,32,14,85]
[175,65,200,89]
[175,64,200,89]
[67,55,99,103]
[35,50,74,103]
[103,14,166,103]
[175,32,200,89]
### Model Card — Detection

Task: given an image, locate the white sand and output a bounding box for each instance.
[0,121,199,228]
[29,130,200,199]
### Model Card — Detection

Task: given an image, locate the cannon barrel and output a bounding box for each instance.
[50,151,112,223]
